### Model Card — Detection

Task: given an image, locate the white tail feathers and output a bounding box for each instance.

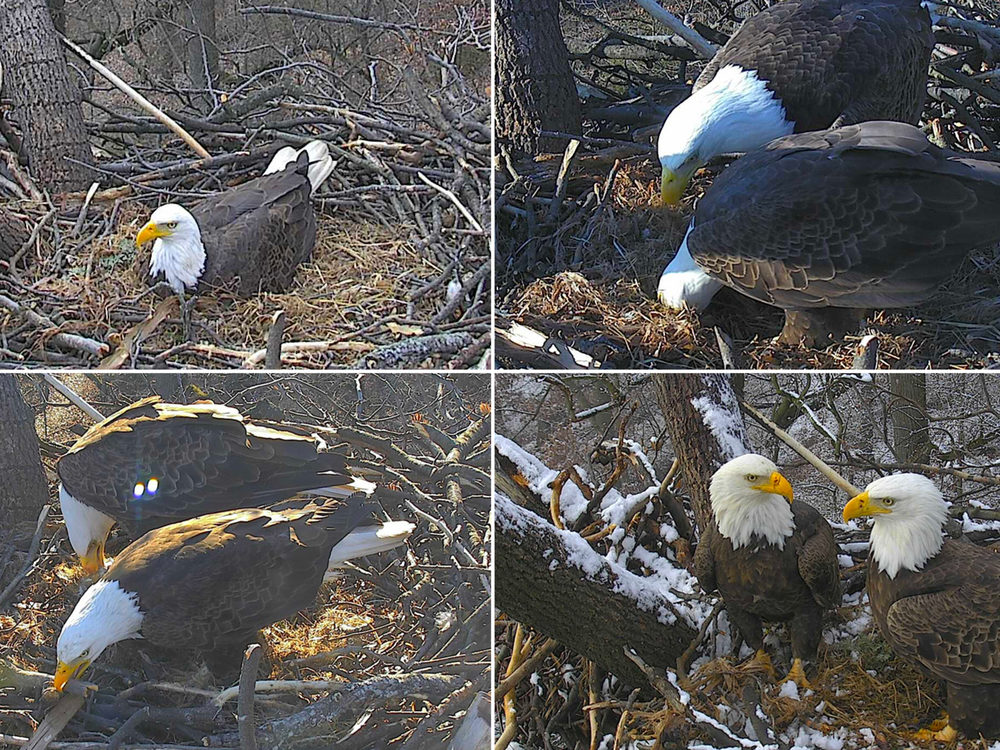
[264,140,335,194]
[326,521,415,573]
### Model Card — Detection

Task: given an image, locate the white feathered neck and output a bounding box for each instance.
[865,474,947,579]
[57,579,144,666]
[710,454,795,550]
[60,485,116,560]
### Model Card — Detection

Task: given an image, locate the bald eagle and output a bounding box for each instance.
[135,140,334,298]
[657,0,932,205]
[694,454,841,686]
[844,473,1000,741]
[54,500,414,691]
[57,396,360,574]
[657,122,1000,346]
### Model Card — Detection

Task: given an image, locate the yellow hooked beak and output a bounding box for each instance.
[752,471,794,503]
[53,658,91,692]
[79,539,106,575]
[136,221,170,247]
[842,491,891,523]
[660,164,698,206]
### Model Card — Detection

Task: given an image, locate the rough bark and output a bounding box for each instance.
[0,376,48,532]
[183,0,220,110]
[0,0,95,193]
[889,374,931,464]
[654,374,751,535]
[46,0,66,35]
[495,0,582,156]
[495,491,696,689]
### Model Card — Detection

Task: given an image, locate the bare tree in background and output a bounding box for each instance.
[495,0,582,156]
[0,0,95,192]
[0,377,48,532]
[889,374,931,464]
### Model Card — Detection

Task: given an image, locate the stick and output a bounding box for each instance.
[0,505,51,611]
[494,637,559,701]
[417,172,484,233]
[59,36,210,159]
[22,693,84,750]
[265,311,286,370]
[630,0,717,58]
[42,374,103,421]
[741,400,861,496]
[238,645,262,750]
[0,296,107,359]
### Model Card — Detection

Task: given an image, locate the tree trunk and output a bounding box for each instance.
[0,0,94,193]
[495,492,696,688]
[0,376,48,533]
[495,0,582,156]
[654,374,750,535]
[889,374,931,464]
[182,0,219,111]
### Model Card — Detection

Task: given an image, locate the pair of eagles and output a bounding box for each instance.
[653,0,1000,346]
[704,454,1000,742]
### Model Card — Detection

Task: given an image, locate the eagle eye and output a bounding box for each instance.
[746,474,759,482]
[883,498,895,507]
[167,221,177,229]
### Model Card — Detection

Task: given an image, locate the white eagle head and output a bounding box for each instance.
[657,65,793,205]
[842,473,947,579]
[55,579,143,692]
[136,203,205,294]
[710,453,795,549]
[59,485,115,575]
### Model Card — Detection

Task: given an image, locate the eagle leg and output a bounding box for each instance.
[749,649,777,678]
[781,658,814,691]
[912,718,957,743]
[777,309,867,348]
[177,289,197,342]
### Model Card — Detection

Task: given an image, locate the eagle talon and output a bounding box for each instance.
[750,649,777,678]
[912,720,958,743]
[781,658,813,691]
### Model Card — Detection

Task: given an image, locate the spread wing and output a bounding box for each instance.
[687,122,1000,310]
[884,541,1000,686]
[57,398,351,533]
[695,0,932,129]
[193,152,316,295]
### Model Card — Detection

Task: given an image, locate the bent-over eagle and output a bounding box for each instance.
[658,0,933,204]
[54,500,414,691]
[844,474,1000,742]
[136,140,334,297]
[657,122,1000,346]
[57,396,359,574]
[694,454,841,687]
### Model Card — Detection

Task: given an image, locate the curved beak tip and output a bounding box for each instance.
[842,492,868,523]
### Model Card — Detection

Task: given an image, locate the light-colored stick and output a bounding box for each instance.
[631,0,718,59]
[417,171,484,233]
[42,374,103,421]
[741,400,861,496]
[59,36,210,159]
[213,679,345,706]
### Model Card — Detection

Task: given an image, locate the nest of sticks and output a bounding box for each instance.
[496,0,1000,370]
[0,400,491,749]
[1,15,490,370]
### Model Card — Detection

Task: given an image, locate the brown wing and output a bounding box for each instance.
[687,122,1000,310]
[695,0,932,129]
[193,152,316,295]
[108,500,376,649]
[57,398,352,534]
[792,503,842,609]
[882,539,1000,687]
[693,522,718,594]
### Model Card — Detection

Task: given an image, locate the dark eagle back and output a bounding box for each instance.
[695,0,933,130]
[192,152,316,295]
[57,397,351,534]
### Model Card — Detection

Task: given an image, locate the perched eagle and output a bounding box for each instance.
[657,0,933,204]
[54,500,414,691]
[657,122,1000,346]
[694,454,841,687]
[135,140,334,297]
[57,396,360,574]
[844,473,1000,742]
